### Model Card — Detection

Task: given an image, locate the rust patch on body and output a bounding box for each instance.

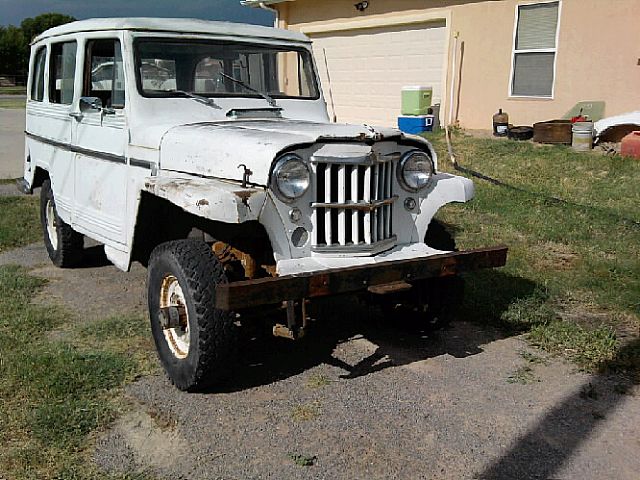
[196,198,209,207]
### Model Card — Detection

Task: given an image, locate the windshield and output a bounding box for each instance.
[135,39,319,100]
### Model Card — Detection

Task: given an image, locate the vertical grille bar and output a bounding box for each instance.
[384,161,392,238]
[338,165,346,245]
[363,165,372,244]
[351,164,359,243]
[324,164,332,244]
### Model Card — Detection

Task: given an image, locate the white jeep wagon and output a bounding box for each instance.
[20,18,507,391]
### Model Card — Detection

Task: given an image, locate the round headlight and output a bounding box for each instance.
[271,154,310,201]
[398,150,434,192]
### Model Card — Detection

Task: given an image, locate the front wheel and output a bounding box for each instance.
[40,179,83,267]
[147,239,237,391]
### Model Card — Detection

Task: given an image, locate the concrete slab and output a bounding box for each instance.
[0,108,25,179]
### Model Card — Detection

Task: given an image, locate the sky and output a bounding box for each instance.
[0,0,274,27]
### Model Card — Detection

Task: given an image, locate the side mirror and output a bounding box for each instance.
[79,96,102,112]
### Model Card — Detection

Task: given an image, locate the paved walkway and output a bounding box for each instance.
[0,108,25,179]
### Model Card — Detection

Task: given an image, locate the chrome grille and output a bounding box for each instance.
[312,155,397,253]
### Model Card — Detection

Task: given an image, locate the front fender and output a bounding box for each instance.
[142,176,267,223]
[414,173,474,241]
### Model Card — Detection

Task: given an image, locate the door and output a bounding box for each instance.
[34,41,78,223]
[72,37,128,245]
[310,21,447,127]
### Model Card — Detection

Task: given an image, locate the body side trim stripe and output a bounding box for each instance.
[25,131,127,164]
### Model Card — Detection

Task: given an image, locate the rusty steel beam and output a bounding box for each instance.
[215,246,508,311]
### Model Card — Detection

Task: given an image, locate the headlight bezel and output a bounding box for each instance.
[397,150,435,193]
[270,153,311,203]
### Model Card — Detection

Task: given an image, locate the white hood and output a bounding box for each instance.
[159,120,410,185]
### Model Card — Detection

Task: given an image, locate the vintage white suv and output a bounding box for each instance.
[20,18,506,391]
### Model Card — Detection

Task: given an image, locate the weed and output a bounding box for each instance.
[289,453,317,467]
[507,365,539,385]
[519,350,549,365]
[306,372,332,389]
[290,401,321,422]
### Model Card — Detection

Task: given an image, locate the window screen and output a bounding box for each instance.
[31,47,47,101]
[50,42,77,104]
[512,2,559,97]
[84,39,125,108]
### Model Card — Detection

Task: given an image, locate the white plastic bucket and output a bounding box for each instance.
[572,122,594,151]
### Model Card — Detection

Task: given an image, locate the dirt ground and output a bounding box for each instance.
[1,241,638,480]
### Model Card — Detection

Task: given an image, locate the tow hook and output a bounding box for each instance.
[273,299,309,340]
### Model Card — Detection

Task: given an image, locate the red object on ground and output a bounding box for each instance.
[621,131,640,159]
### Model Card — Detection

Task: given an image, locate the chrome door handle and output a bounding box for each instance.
[68,111,83,120]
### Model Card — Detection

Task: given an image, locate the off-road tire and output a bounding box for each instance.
[40,179,83,267]
[148,239,237,391]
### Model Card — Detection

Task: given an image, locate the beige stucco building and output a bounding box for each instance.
[243,0,640,130]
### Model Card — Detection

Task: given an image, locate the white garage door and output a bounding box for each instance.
[310,21,447,127]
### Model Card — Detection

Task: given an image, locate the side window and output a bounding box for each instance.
[30,47,47,101]
[84,39,125,108]
[49,41,77,104]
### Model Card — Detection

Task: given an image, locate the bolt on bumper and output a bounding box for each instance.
[215,245,508,311]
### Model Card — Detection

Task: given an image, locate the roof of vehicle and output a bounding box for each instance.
[32,17,309,44]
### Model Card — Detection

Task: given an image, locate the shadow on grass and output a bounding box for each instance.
[207,270,540,393]
[478,338,639,480]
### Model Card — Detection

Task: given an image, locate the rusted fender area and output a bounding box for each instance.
[143,176,267,223]
[215,245,508,311]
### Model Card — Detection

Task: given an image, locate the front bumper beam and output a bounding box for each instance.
[215,246,508,311]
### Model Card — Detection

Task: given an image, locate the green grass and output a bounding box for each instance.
[424,131,640,371]
[0,97,26,108]
[0,265,154,479]
[0,196,41,252]
[507,365,539,384]
[0,86,27,95]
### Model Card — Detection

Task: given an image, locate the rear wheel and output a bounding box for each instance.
[148,239,237,391]
[40,179,83,267]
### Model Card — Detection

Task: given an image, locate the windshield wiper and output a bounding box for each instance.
[219,72,278,108]
[165,90,220,109]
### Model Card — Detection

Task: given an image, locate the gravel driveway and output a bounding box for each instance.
[1,240,638,479]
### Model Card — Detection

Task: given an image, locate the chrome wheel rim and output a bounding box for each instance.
[45,199,58,250]
[160,274,190,359]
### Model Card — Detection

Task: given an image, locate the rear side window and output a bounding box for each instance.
[84,39,125,108]
[31,47,47,101]
[49,41,77,104]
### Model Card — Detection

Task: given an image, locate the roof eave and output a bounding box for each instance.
[241,0,292,6]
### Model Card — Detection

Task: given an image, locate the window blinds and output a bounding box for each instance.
[516,2,559,50]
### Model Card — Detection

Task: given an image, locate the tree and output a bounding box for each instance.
[21,13,76,43]
[0,13,75,76]
[0,26,27,74]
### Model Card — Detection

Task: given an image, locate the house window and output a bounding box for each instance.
[511,1,560,97]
